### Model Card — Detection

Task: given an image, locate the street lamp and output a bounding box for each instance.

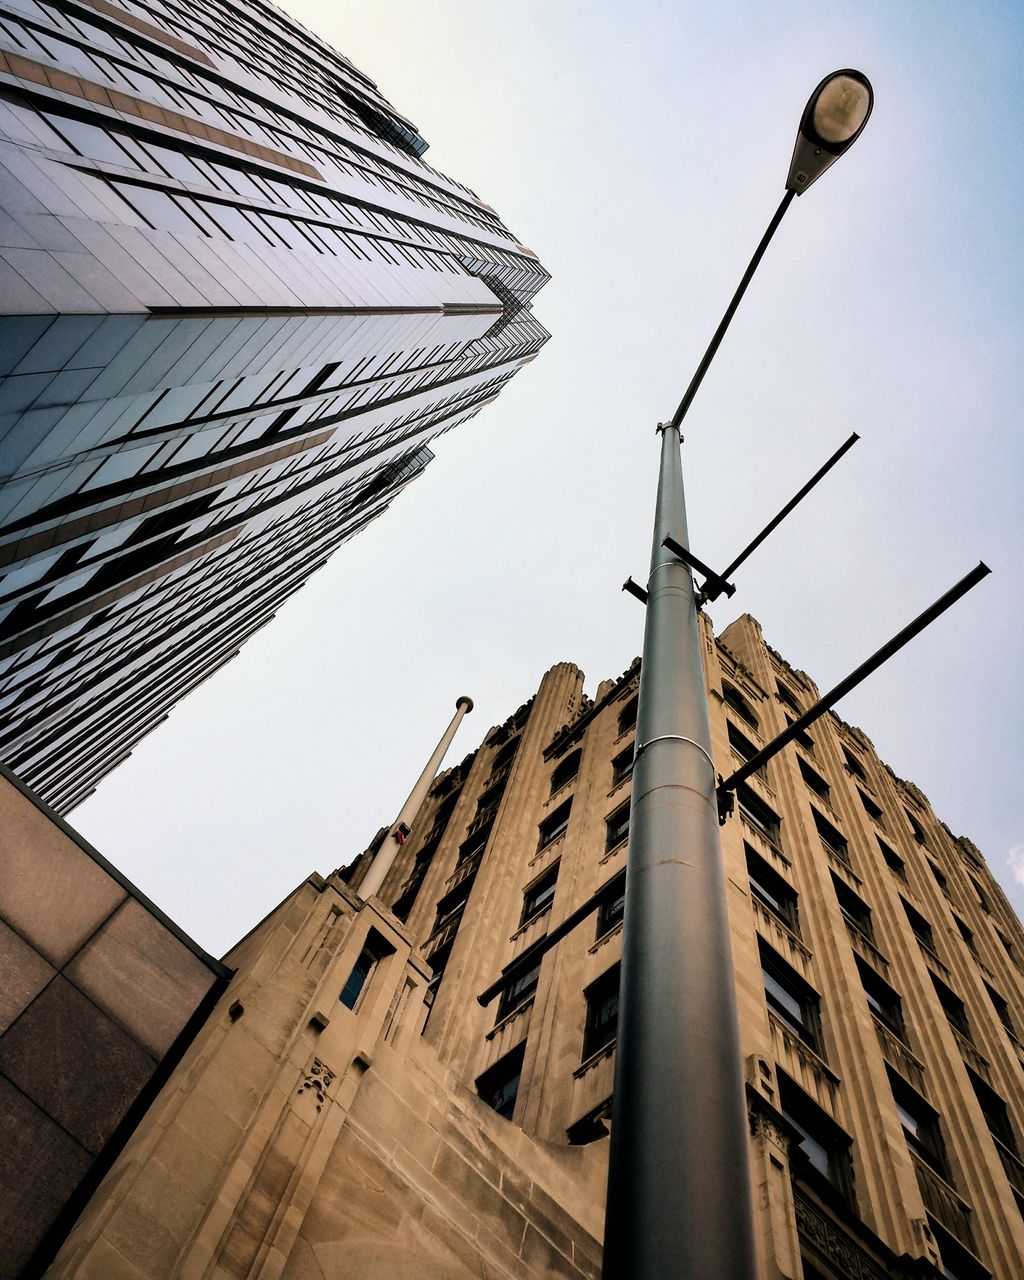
[788,70,874,193]
[602,72,873,1280]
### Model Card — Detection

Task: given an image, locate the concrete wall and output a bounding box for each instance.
[0,762,228,1279]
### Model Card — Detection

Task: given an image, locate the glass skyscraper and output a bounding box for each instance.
[0,0,549,813]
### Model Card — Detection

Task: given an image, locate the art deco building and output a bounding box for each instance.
[0,0,549,813]
[39,614,1024,1280]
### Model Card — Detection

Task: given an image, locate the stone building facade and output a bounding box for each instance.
[46,614,1024,1279]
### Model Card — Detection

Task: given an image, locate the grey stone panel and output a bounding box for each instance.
[0,207,40,250]
[13,212,87,254]
[0,975,157,1152]
[0,1072,92,1280]
[0,918,55,1033]
[66,897,217,1058]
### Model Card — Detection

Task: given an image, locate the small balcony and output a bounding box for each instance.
[872,1014,927,1096]
[467,804,499,838]
[570,1037,616,1137]
[844,920,890,978]
[994,1137,1024,1203]
[423,912,462,962]
[911,1150,977,1253]
[951,1026,991,1082]
[445,851,481,893]
[753,898,812,980]
[767,1011,839,1118]
[482,995,533,1071]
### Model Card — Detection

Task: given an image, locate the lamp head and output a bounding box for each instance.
[786,70,873,194]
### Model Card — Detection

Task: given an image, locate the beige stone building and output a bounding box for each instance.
[45,615,1024,1280]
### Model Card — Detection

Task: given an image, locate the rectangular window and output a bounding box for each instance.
[746,844,799,935]
[476,1044,525,1120]
[583,964,620,1060]
[928,860,950,895]
[812,808,849,865]
[496,962,540,1022]
[953,916,977,955]
[905,808,928,845]
[970,877,991,914]
[550,748,581,795]
[778,1074,855,1203]
[856,956,907,1041]
[728,721,765,780]
[785,715,815,755]
[596,871,626,939]
[968,1068,1020,1155]
[537,798,571,851]
[843,747,867,781]
[605,803,630,853]
[859,789,885,826]
[617,695,638,736]
[879,838,906,881]
[611,745,634,787]
[983,982,1016,1038]
[888,1067,948,1177]
[831,872,874,942]
[519,864,558,927]
[798,758,831,805]
[339,930,394,1010]
[776,680,801,713]
[902,898,937,955]
[737,784,781,846]
[760,941,823,1056]
[930,973,972,1042]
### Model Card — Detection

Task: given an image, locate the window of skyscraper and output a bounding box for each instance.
[519,864,558,928]
[604,804,630,854]
[723,682,759,730]
[746,844,800,935]
[549,749,581,797]
[476,1044,526,1121]
[583,965,620,1061]
[537,800,571,852]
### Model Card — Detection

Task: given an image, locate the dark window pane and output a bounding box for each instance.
[745,844,799,935]
[476,1044,525,1120]
[497,963,540,1022]
[605,803,630,852]
[520,865,558,927]
[611,746,634,787]
[550,749,581,796]
[538,799,571,851]
[583,964,620,1060]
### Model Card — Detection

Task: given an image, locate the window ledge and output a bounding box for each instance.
[546,779,576,806]
[590,920,623,954]
[510,904,551,943]
[535,830,566,857]
[607,776,632,800]
[486,995,535,1042]
[574,1037,616,1079]
[600,838,627,866]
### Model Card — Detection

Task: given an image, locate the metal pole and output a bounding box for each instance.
[358,695,473,901]
[602,424,757,1279]
[669,190,794,431]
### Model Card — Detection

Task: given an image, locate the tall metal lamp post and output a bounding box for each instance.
[602,72,874,1279]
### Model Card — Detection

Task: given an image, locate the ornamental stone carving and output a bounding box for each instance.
[297,1058,335,1112]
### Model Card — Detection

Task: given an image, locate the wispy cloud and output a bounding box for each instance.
[1007,845,1024,886]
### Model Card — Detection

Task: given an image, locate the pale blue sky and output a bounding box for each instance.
[75,0,1024,955]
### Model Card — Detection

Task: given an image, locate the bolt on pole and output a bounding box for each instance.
[601,424,757,1279]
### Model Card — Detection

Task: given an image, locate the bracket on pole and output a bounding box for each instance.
[622,577,649,604]
[662,535,736,602]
